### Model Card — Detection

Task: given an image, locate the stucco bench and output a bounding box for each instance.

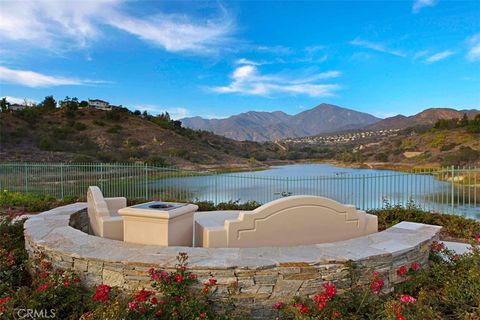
[87,186,125,241]
[194,195,378,248]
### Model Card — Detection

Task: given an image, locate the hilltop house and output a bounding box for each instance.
[8,104,28,111]
[88,99,112,111]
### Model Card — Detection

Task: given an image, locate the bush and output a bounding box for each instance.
[368,202,480,241]
[74,122,87,131]
[274,241,480,320]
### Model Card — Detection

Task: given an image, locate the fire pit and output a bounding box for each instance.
[118,201,198,246]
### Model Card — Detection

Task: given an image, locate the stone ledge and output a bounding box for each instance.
[24,203,441,319]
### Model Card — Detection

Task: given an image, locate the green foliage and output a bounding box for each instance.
[440,146,480,167]
[93,119,106,126]
[106,124,122,134]
[467,114,480,133]
[368,201,480,241]
[0,190,58,212]
[39,96,57,112]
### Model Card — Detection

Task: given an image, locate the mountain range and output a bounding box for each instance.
[181,104,479,142]
[181,104,380,142]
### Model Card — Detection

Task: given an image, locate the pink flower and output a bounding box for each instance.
[400,294,417,304]
[134,289,152,302]
[93,284,111,304]
[410,262,420,272]
[396,266,408,276]
[273,302,284,309]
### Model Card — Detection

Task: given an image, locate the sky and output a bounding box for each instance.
[0,0,479,120]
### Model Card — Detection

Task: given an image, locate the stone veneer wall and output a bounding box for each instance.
[24,203,441,319]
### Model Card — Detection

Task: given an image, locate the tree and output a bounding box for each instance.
[79,100,88,108]
[459,113,469,127]
[40,96,57,111]
[0,98,8,113]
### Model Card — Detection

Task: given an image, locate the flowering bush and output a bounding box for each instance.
[84,252,229,319]
[274,239,480,319]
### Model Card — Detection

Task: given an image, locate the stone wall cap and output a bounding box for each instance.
[24,203,442,269]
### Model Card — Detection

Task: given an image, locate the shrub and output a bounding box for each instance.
[0,190,57,212]
[92,120,105,126]
[74,122,87,131]
[274,241,480,320]
[368,202,480,241]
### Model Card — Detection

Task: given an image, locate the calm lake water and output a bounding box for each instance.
[153,163,479,219]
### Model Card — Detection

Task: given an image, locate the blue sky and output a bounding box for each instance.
[0,0,479,120]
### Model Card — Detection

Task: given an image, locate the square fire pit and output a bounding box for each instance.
[118,201,199,246]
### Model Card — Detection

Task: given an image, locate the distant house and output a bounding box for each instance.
[88,99,112,111]
[8,104,28,111]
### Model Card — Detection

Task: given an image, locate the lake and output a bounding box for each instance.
[153,163,479,219]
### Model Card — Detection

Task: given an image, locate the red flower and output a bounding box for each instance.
[151,272,160,281]
[396,266,408,276]
[295,303,309,314]
[273,302,284,309]
[431,241,444,252]
[172,310,178,317]
[73,277,81,283]
[148,267,155,275]
[134,289,152,302]
[150,296,158,305]
[410,262,420,272]
[93,284,111,304]
[179,252,187,257]
[453,254,459,261]
[475,233,480,244]
[37,283,49,292]
[63,280,71,287]
[40,260,51,269]
[180,266,187,271]
[199,312,207,319]
[208,278,217,286]
[175,274,183,283]
[370,272,384,294]
[313,282,336,309]
[203,286,210,294]
[0,296,11,305]
[156,308,164,316]
[189,273,196,280]
[396,312,406,320]
[400,294,417,304]
[6,253,14,266]
[39,271,50,279]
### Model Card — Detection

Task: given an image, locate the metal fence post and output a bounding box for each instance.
[451,165,455,211]
[60,163,64,200]
[145,163,149,200]
[214,172,218,204]
[24,163,28,193]
[362,174,366,210]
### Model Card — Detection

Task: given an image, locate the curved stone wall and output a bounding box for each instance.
[24,203,441,319]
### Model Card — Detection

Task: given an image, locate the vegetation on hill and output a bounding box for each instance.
[0,96,284,168]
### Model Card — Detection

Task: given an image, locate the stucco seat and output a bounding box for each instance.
[194,195,378,248]
[87,186,125,241]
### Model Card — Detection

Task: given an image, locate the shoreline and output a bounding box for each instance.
[203,159,442,174]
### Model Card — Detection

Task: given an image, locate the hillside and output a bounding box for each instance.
[366,108,480,130]
[0,107,280,169]
[181,103,380,141]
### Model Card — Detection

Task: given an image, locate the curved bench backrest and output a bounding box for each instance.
[87,186,110,236]
[224,195,376,248]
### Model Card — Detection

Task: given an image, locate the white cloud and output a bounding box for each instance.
[0,0,234,54]
[350,38,406,57]
[466,34,480,62]
[2,96,37,105]
[412,0,438,13]
[0,66,106,87]
[211,63,341,97]
[424,50,455,63]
